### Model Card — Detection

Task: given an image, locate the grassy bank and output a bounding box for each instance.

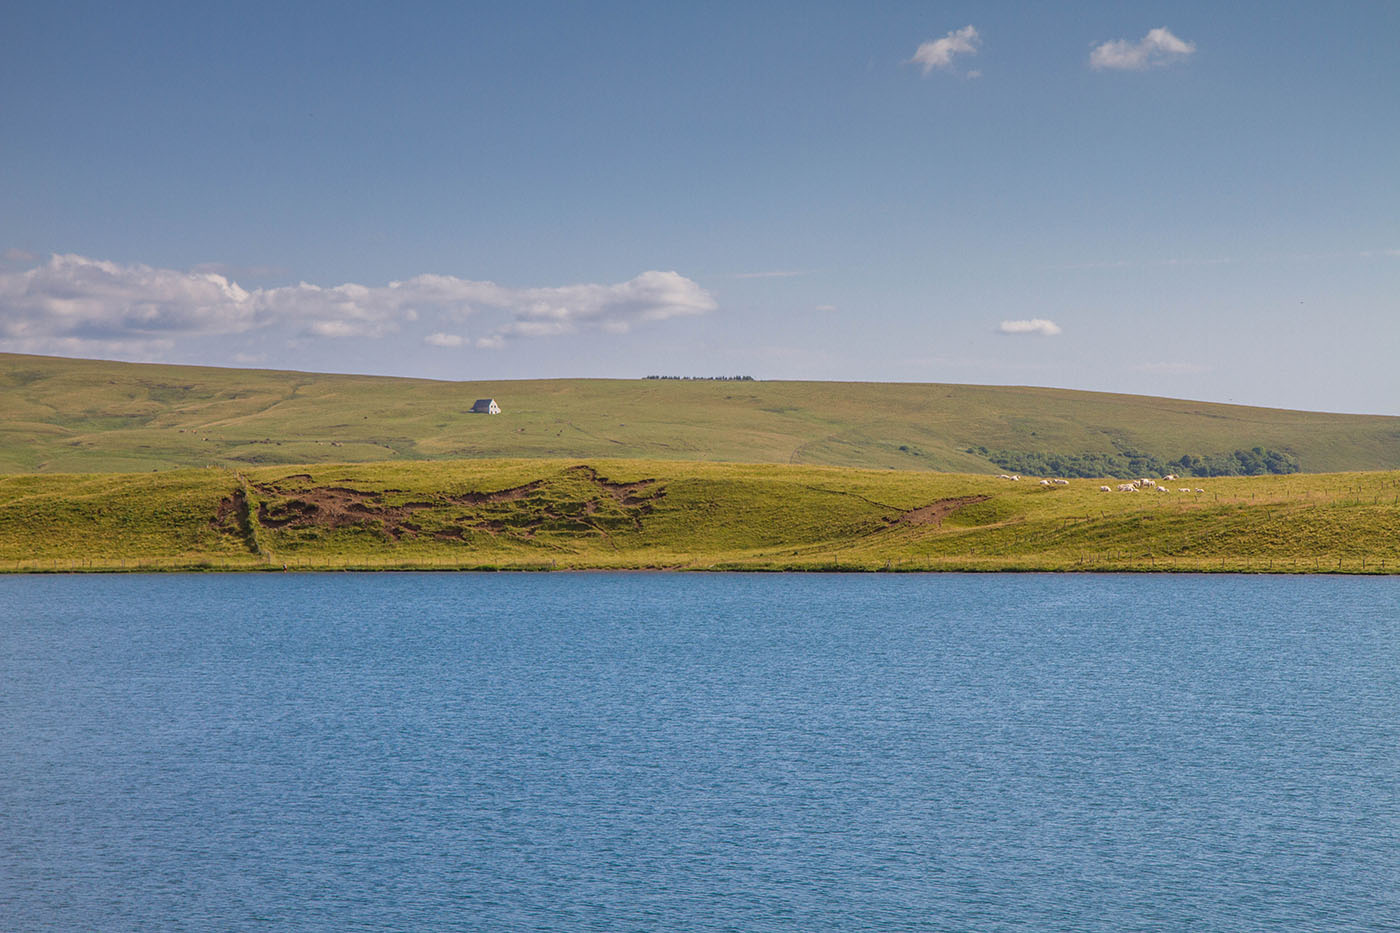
[7,353,1400,475]
[3,459,1398,573]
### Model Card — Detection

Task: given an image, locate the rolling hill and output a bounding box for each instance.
[3,459,1398,573]
[3,352,1399,474]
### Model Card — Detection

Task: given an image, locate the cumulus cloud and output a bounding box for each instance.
[998,318,1062,337]
[910,25,980,75]
[424,332,464,347]
[0,253,716,354]
[1090,27,1196,70]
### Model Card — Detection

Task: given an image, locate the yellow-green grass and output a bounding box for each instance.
[3,459,1398,574]
[6,353,1400,475]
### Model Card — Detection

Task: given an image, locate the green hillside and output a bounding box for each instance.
[4,352,1400,475]
[3,459,1398,573]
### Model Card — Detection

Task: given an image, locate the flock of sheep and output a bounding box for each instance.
[997,473,1206,494]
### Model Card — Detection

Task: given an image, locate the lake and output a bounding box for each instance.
[2,572,1397,931]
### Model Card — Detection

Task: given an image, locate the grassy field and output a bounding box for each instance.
[6,353,1400,474]
[4,458,1398,573]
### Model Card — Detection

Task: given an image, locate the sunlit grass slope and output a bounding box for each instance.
[4,353,1400,474]
[3,459,1398,573]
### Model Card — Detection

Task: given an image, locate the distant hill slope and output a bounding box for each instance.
[3,352,1399,474]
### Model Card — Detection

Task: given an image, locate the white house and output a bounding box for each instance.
[470,398,501,414]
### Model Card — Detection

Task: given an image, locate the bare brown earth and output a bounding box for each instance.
[212,467,986,546]
[211,464,670,544]
[897,495,991,527]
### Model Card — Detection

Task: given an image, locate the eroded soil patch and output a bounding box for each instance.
[217,466,667,544]
[898,495,991,528]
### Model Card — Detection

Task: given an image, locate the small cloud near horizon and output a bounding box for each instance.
[1090,27,1196,70]
[424,332,464,348]
[909,25,980,76]
[998,318,1062,337]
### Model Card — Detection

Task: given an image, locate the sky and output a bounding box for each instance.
[1,1,1397,413]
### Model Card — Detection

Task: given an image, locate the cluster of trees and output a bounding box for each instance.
[643,375,756,381]
[967,445,1301,479]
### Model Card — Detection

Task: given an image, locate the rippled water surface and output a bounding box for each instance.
[2,572,1398,931]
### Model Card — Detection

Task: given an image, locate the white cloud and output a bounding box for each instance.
[424,332,464,347]
[910,25,980,75]
[0,253,716,354]
[475,335,505,350]
[998,318,1062,337]
[1090,27,1196,70]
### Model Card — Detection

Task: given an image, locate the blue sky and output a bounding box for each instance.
[2,1,1397,412]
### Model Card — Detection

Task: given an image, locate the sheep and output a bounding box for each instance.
[1010,475,1020,481]
[1100,485,1112,492]
[1156,485,1169,492]
[1164,474,1178,481]
[1053,479,1069,485]
[1194,488,1204,493]
[1040,479,1052,486]
[1117,483,1137,492]
[998,474,1012,479]
[1179,488,1191,493]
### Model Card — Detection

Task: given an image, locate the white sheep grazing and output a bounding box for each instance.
[1164,474,1178,481]
[1140,478,1154,485]
[1117,483,1137,492]
[1011,475,1020,481]
[998,474,1011,479]
[1100,485,1112,492]
[1054,479,1069,485]
[1194,488,1204,493]
[1156,485,1169,492]
[1179,488,1190,493]
[1040,479,1052,486]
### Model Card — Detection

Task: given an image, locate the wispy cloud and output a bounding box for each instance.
[0,253,716,355]
[910,25,980,76]
[424,332,464,348]
[998,318,1062,337]
[1090,27,1195,70]
[1044,256,1235,271]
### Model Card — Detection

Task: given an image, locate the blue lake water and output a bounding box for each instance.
[2,572,1398,931]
